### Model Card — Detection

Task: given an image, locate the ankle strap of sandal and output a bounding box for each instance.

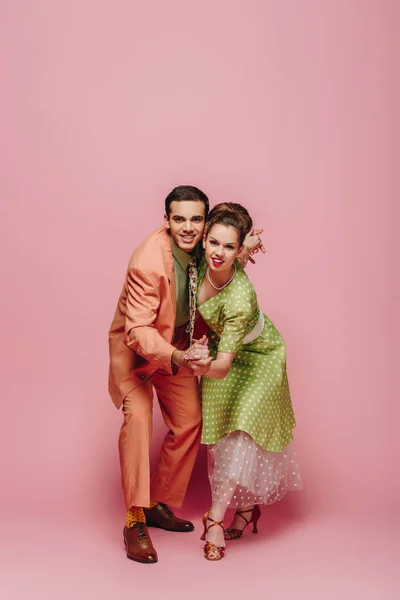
[205,516,224,533]
[234,507,254,527]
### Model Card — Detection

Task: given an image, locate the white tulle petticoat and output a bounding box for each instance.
[208,430,303,508]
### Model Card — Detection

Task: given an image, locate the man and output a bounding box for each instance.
[108,186,263,564]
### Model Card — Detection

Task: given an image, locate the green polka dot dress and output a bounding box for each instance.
[197,258,301,507]
[198,258,296,452]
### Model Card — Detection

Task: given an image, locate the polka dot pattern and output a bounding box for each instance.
[208,431,302,508]
[197,258,297,453]
[126,506,146,528]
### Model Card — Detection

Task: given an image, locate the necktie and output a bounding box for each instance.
[186,256,198,345]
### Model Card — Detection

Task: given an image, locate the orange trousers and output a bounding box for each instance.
[119,367,201,510]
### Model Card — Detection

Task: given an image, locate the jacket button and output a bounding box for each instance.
[140,375,146,380]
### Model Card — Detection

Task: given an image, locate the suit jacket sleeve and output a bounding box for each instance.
[124,265,176,373]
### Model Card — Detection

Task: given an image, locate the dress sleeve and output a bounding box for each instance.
[217,302,253,354]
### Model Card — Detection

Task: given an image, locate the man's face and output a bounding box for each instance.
[164,200,206,252]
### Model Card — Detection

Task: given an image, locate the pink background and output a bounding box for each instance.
[0,1,398,598]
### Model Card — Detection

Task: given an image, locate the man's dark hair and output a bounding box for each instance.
[165,185,209,218]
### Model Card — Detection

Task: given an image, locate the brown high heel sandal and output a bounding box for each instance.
[224,505,261,540]
[200,512,226,561]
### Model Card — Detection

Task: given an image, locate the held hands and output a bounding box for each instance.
[184,334,209,361]
[240,229,266,266]
[172,335,212,376]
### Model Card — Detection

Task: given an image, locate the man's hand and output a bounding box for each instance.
[240,229,266,266]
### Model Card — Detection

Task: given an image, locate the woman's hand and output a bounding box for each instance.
[239,229,266,266]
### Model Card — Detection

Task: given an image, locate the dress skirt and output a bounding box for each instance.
[208,430,302,508]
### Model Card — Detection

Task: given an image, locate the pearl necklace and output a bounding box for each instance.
[206,264,236,291]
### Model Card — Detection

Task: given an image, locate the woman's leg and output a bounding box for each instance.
[205,483,256,545]
[204,496,229,548]
[205,431,261,542]
[224,504,260,539]
[204,455,237,548]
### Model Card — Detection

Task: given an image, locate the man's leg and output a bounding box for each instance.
[119,379,154,510]
[150,368,201,508]
[119,380,158,563]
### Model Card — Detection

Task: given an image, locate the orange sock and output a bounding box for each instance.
[126,506,146,528]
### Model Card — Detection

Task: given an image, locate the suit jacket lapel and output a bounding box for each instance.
[159,229,177,315]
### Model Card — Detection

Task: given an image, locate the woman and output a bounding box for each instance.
[185,204,302,561]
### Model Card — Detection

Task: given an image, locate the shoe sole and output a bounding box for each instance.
[126,554,158,564]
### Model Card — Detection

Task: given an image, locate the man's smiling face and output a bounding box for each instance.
[164,200,206,252]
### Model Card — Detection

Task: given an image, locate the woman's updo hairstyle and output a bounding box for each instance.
[205,203,253,246]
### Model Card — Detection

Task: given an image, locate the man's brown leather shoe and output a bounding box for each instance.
[123,523,158,563]
[143,503,194,532]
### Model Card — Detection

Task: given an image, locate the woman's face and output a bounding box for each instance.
[204,223,242,274]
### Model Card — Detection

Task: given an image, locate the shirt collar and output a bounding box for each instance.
[170,234,193,270]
